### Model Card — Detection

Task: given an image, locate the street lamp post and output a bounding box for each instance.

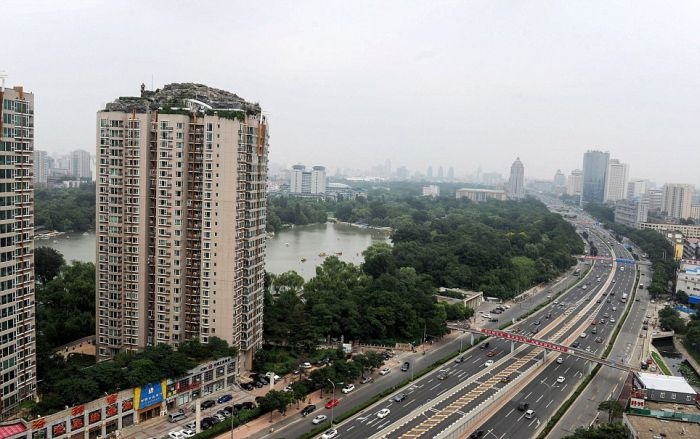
[327,379,336,426]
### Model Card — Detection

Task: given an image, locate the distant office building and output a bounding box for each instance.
[95,83,268,370]
[0,83,37,415]
[553,169,566,191]
[627,179,648,200]
[614,199,648,229]
[582,150,610,203]
[662,183,694,219]
[289,164,326,197]
[396,166,409,180]
[437,166,444,179]
[70,149,92,180]
[644,189,663,213]
[422,185,440,197]
[507,157,525,200]
[566,169,583,197]
[456,188,507,202]
[447,167,454,180]
[604,159,628,202]
[33,149,49,186]
[427,166,433,179]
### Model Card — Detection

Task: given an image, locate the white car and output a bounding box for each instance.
[181,430,195,438]
[377,408,391,419]
[610,318,616,323]
[341,384,355,394]
[379,367,391,375]
[301,362,312,369]
[265,371,281,382]
[168,432,185,439]
[557,376,565,383]
[321,428,338,439]
[484,360,494,367]
[556,357,563,364]
[311,414,328,425]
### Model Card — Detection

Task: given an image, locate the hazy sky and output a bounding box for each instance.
[4,1,700,184]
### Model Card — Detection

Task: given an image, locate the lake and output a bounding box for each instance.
[38,223,391,279]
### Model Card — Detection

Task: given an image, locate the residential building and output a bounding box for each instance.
[644,188,663,213]
[675,260,700,304]
[614,199,648,229]
[0,83,37,417]
[95,83,268,371]
[70,149,93,180]
[422,185,440,197]
[627,179,648,200]
[553,169,566,191]
[33,149,49,186]
[581,150,609,203]
[681,238,700,260]
[603,159,628,202]
[566,169,583,197]
[289,164,326,197]
[692,205,700,221]
[447,166,454,180]
[456,188,507,202]
[662,183,694,219]
[507,157,525,200]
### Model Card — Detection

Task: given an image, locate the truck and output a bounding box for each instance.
[621,293,628,303]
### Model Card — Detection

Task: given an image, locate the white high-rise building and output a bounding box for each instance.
[95,83,268,370]
[289,164,326,196]
[0,83,37,416]
[627,179,648,200]
[33,149,49,186]
[507,157,525,200]
[604,159,629,202]
[567,169,583,197]
[662,183,694,219]
[70,149,92,180]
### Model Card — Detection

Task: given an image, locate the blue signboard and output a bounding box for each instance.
[138,381,164,410]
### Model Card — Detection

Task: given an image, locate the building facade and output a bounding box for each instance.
[627,179,648,200]
[614,199,648,229]
[33,149,49,186]
[422,185,440,197]
[0,84,37,417]
[70,149,93,181]
[644,188,663,213]
[581,150,609,203]
[456,188,507,202]
[566,169,583,197]
[95,83,268,370]
[507,157,524,200]
[289,164,326,197]
[603,159,628,202]
[662,183,694,219]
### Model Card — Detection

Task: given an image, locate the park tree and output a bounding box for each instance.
[35,246,65,284]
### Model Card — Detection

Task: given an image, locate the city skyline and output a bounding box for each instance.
[3,1,700,186]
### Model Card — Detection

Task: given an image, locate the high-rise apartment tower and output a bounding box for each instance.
[95,83,268,370]
[0,83,37,416]
[604,159,629,202]
[662,183,694,220]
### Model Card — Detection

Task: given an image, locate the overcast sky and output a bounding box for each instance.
[4,0,700,184]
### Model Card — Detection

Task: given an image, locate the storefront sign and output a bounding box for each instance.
[135,381,165,410]
[89,409,102,424]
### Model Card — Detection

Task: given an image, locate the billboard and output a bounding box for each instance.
[134,381,166,410]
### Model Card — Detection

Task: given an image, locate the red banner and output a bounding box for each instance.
[71,405,85,416]
[31,419,45,429]
[106,393,118,404]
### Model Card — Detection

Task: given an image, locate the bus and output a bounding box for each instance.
[621,293,628,303]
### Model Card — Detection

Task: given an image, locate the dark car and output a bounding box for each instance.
[254,380,265,388]
[233,403,245,411]
[517,402,529,411]
[241,383,254,391]
[201,417,214,430]
[571,341,580,348]
[217,394,233,404]
[301,404,317,416]
[534,320,541,326]
[401,361,410,372]
[241,401,255,410]
[201,400,216,409]
[480,342,490,350]
[470,430,485,439]
[394,393,407,402]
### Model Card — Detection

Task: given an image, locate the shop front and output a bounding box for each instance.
[134,381,166,423]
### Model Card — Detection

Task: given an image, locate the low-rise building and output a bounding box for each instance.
[455,188,507,202]
[437,288,483,311]
[676,260,700,304]
[633,372,697,405]
[640,222,700,239]
[422,185,440,197]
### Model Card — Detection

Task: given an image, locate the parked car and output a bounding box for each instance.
[360,376,373,384]
[301,404,316,416]
[241,382,254,391]
[216,394,233,404]
[321,429,338,439]
[341,384,355,394]
[379,367,391,375]
[168,431,185,439]
[201,400,216,409]
[241,401,255,410]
